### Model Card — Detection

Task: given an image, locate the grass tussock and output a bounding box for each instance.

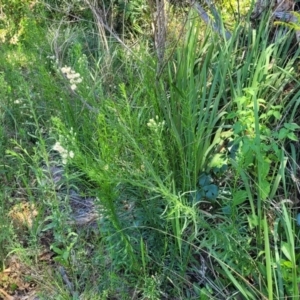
[1,0,300,299]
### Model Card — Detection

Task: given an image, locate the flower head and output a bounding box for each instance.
[147,115,165,133]
[60,66,82,91]
[52,141,74,164]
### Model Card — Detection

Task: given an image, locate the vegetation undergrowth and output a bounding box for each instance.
[1,0,300,299]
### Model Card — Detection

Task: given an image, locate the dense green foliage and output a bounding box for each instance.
[1,0,300,299]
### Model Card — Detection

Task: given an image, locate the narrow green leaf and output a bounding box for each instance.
[263,216,273,300]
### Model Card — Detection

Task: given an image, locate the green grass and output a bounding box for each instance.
[1,1,300,299]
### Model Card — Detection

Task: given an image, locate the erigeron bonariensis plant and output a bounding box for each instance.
[52,141,74,164]
[61,66,82,90]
